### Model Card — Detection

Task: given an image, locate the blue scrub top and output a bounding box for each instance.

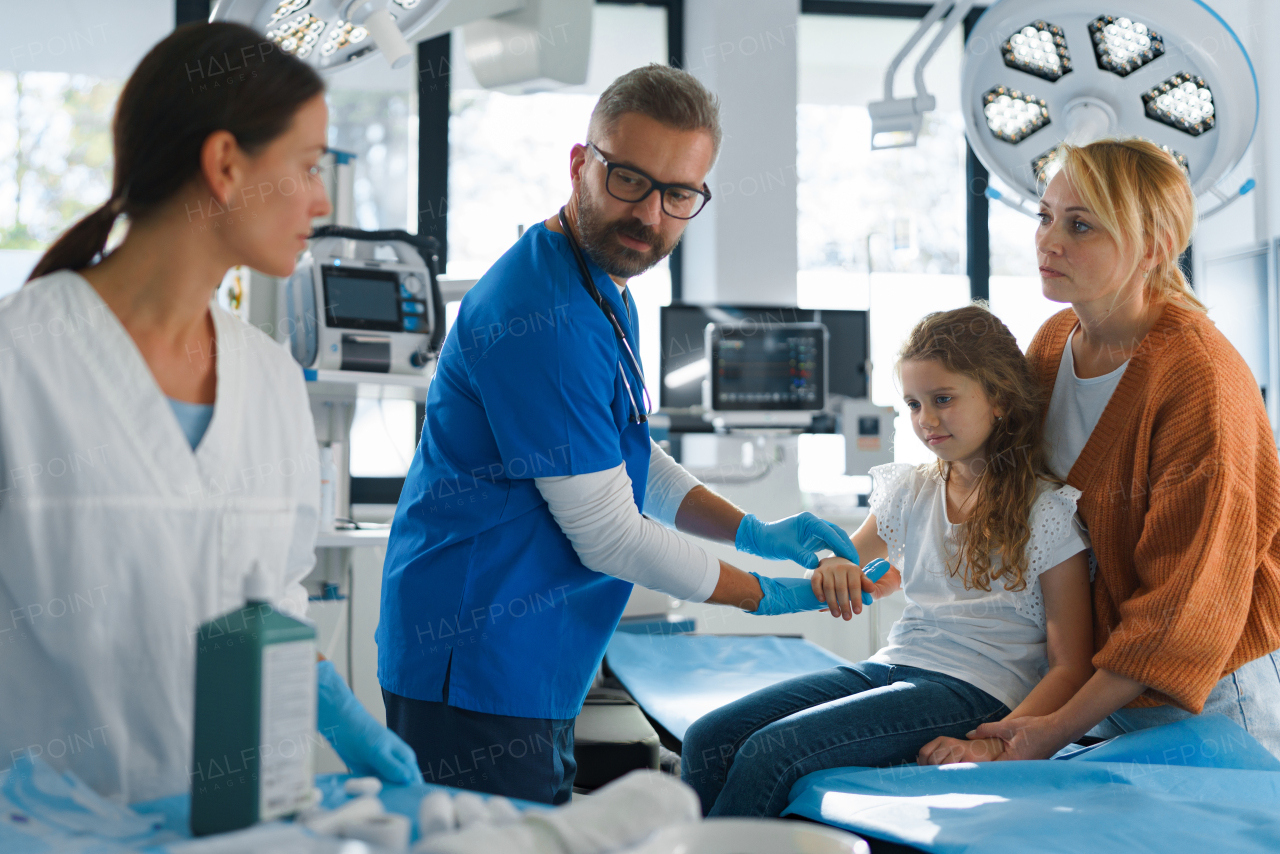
[377,223,651,720]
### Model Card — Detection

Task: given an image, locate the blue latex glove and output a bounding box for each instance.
[860,557,893,606]
[736,512,859,570]
[748,574,829,616]
[316,660,423,785]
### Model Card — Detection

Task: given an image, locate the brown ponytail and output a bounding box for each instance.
[27,199,124,282]
[27,22,324,284]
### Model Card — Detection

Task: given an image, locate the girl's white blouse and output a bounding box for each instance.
[865,462,1091,709]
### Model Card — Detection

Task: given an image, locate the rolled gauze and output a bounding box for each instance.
[485,795,521,827]
[342,812,412,851]
[452,792,491,829]
[525,771,701,854]
[412,821,564,854]
[417,790,457,839]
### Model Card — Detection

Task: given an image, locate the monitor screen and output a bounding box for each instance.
[322,266,402,332]
[708,322,826,411]
[659,305,867,408]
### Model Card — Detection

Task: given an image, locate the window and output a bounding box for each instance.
[987,176,1066,350]
[325,63,417,232]
[447,2,671,407]
[0,71,119,296]
[797,12,969,465]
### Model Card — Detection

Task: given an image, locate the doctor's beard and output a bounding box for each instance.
[576,185,675,278]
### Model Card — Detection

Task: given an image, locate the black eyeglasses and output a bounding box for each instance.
[586,142,712,220]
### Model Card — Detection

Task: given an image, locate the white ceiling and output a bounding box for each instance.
[8,0,174,80]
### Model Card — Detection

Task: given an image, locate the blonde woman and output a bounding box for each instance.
[967,138,1280,760]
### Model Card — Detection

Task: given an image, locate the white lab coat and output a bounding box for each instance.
[0,271,318,803]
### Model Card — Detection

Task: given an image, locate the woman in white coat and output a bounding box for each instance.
[0,22,420,803]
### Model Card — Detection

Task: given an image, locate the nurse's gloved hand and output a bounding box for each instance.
[736,512,859,570]
[316,659,423,785]
[748,573,827,616]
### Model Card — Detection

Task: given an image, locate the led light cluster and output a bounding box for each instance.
[320,21,369,57]
[1089,15,1164,76]
[268,0,310,24]
[1030,148,1058,183]
[983,87,1051,144]
[1157,144,1190,173]
[1002,21,1071,82]
[1143,73,1215,136]
[266,13,325,58]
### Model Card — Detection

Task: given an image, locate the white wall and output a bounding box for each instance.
[7,1,173,78]
[682,0,800,306]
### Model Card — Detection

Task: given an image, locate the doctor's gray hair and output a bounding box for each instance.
[588,64,722,164]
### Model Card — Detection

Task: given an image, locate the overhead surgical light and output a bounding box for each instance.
[951,0,1257,218]
[213,0,593,90]
[1089,15,1164,77]
[1144,72,1216,136]
[867,0,978,149]
[212,0,530,73]
[1002,21,1070,82]
[983,86,1050,143]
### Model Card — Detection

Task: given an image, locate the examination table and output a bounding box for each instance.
[603,632,1280,854]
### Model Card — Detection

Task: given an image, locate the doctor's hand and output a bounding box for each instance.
[811,557,897,619]
[917,735,1005,766]
[317,660,424,785]
[736,512,859,570]
[748,573,827,616]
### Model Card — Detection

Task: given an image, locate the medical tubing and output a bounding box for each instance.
[309,225,448,354]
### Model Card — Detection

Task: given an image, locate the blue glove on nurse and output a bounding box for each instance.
[751,558,894,616]
[735,512,859,569]
[317,659,423,785]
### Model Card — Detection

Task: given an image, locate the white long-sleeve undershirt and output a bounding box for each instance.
[533,440,719,602]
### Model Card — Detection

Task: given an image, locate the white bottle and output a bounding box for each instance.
[319,445,337,532]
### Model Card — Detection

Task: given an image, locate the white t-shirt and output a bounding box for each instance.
[1043,324,1129,480]
[866,462,1091,709]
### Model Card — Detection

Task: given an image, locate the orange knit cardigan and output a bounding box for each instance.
[1026,303,1280,712]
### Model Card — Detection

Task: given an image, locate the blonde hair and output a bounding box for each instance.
[1040,138,1205,313]
[896,303,1061,592]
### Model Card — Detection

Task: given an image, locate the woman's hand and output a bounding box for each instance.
[966,714,1071,761]
[810,557,900,620]
[917,735,1005,765]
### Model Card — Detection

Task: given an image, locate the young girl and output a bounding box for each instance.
[680,303,1095,817]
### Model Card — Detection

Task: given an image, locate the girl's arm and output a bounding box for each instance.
[918,549,1094,764]
[809,513,901,620]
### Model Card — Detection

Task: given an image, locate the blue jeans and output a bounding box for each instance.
[382,689,576,805]
[1087,651,1280,759]
[680,661,1009,817]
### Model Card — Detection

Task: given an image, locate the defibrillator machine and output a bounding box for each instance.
[284,226,446,375]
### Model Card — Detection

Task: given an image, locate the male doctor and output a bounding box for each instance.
[377,64,859,804]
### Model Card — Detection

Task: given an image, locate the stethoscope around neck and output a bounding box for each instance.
[557,206,651,424]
